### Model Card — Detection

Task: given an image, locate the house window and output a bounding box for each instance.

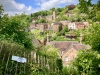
[65,56,68,61]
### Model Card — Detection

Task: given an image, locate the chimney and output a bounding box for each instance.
[80,33,82,44]
[53,10,56,21]
[47,33,50,43]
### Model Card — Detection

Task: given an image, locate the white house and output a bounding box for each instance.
[68,22,76,30]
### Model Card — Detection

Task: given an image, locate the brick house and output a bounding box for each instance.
[75,22,86,30]
[47,41,87,66]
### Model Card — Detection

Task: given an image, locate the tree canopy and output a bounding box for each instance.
[83,23,100,51]
[0,7,34,50]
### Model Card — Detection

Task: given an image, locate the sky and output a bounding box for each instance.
[0,0,98,16]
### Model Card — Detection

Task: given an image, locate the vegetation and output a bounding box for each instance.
[1,0,100,74]
[72,50,100,75]
[83,23,100,52]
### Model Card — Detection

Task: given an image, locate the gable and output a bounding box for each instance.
[62,47,77,57]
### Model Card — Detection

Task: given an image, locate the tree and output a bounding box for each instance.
[0,5,4,26]
[96,11,100,21]
[83,23,100,51]
[97,0,100,10]
[58,24,62,32]
[0,13,33,49]
[39,18,46,23]
[78,0,92,13]
[56,59,63,74]
[72,50,100,75]
[87,0,92,6]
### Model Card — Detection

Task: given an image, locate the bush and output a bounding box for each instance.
[72,50,100,75]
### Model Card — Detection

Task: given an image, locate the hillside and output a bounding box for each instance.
[29,2,100,24]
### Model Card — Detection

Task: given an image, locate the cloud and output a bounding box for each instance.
[0,0,78,16]
[0,0,40,15]
[38,0,78,10]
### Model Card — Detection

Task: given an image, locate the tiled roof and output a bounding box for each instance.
[73,44,85,50]
[48,41,86,54]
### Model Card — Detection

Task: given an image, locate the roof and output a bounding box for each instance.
[53,22,62,25]
[47,41,86,54]
[75,22,84,25]
[37,23,48,25]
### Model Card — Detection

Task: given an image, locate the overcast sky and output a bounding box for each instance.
[0,0,98,16]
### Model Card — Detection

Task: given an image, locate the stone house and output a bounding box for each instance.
[36,23,48,31]
[38,11,56,22]
[45,15,53,22]
[47,41,87,66]
[29,23,36,31]
[29,23,48,32]
[65,12,76,18]
[52,22,62,32]
[46,34,90,66]
[60,20,70,28]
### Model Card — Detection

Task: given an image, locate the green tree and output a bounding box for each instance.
[72,50,100,75]
[96,11,100,21]
[0,13,33,49]
[83,23,100,51]
[78,0,92,13]
[0,5,4,26]
[56,58,63,74]
[39,18,46,23]
[97,0,100,10]
[58,24,62,32]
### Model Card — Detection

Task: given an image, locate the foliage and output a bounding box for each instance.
[56,58,63,73]
[96,11,100,21]
[83,23,100,51]
[97,0,100,10]
[56,7,64,15]
[0,40,30,75]
[39,18,46,23]
[58,24,62,32]
[0,5,4,28]
[78,0,92,13]
[42,45,60,58]
[0,13,33,50]
[0,5,3,19]
[57,26,69,36]
[62,66,78,75]
[31,10,48,19]
[72,50,100,75]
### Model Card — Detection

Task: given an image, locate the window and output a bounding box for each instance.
[65,56,68,61]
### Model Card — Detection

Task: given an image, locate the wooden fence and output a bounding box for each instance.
[0,42,61,75]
